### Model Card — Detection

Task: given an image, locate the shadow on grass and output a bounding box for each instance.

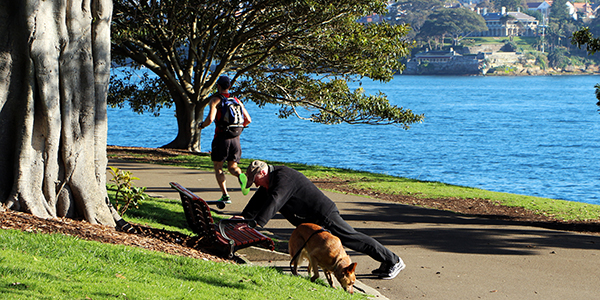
[124,200,189,231]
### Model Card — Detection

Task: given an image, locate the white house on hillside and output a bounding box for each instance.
[527,1,552,17]
[471,7,539,37]
[527,1,578,21]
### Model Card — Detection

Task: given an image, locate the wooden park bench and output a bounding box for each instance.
[169,182,274,258]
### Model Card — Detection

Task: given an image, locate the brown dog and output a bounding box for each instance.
[289,223,357,294]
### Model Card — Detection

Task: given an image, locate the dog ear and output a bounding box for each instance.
[345,262,357,274]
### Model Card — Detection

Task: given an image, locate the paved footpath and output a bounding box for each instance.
[108,160,600,300]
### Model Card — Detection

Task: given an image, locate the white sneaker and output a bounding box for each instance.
[378,259,405,280]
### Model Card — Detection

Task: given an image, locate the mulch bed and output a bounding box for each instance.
[0,209,229,262]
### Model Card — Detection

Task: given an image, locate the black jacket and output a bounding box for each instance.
[241,165,338,227]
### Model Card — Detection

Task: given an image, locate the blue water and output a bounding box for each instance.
[108,75,600,205]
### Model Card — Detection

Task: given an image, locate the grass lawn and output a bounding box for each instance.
[0,229,361,300]
[1,180,365,299]
[447,36,539,52]
[2,148,598,299]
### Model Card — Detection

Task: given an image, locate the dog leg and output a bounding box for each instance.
[324,271,335,288]
[308,256,320,282]
[300,250,311,276]
[288,233,305,276]
[291,257,299,276]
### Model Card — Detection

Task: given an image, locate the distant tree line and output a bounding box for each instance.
[386,0,600,55]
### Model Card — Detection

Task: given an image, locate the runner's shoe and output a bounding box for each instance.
[372,258,405,280]
[219,194,231,204]
[239,173,250,195]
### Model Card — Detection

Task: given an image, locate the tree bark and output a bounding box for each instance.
[0,0,119,226]
[160,93,205,152]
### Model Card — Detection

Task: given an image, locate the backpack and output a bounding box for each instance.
[216,94,245,138]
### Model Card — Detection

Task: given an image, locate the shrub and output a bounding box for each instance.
[108,166,147,215]
[547,47,570,69]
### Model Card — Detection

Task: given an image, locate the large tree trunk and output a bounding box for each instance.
[161,94,206,152]
[0,0,119,226]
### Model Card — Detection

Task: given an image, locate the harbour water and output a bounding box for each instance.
[108,75,600,205]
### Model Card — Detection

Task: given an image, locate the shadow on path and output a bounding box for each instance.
[266,202,600,256]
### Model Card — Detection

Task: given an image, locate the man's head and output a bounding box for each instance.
[245,160,268,188]
[216,76,231,90]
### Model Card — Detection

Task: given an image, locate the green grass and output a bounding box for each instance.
[463,36,537,45]
[447,36,538,52]
[344,174,600,221]
[1,183,359,299]
[108,185,289,251]
[0,229,360,300]
[144,153,600,221]
[5,149,598,299]
[107,185,226,236]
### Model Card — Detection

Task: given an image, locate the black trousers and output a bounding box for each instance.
[321,211,399,264]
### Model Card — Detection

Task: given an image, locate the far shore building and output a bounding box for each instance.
[412,48,461,63]
[471,1,585,37]
[404,48,483,75]
[573,2,596,19]
[527,1,552,21]
[527,1,579,21]
[471,7,539,37]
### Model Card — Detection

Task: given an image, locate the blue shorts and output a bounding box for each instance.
[211,134,241,163]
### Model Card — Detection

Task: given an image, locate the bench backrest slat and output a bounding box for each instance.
[169,182,274,257]
[170,182,217,239]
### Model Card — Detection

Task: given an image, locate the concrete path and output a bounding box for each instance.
[108,160,600,300]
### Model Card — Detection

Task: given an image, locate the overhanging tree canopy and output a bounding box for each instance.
[110,0,424,152]
[572,27,600,108]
